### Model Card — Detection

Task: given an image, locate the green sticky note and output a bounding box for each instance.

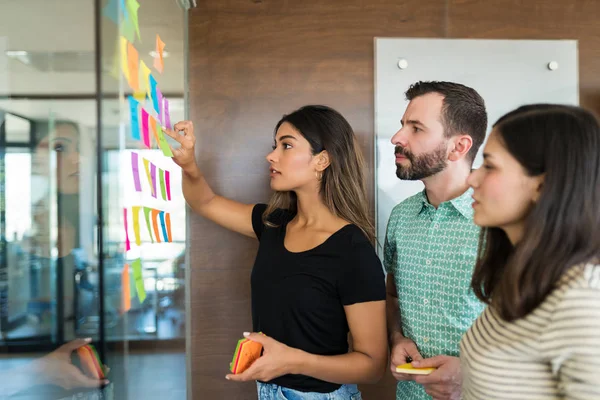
[131,258,146,303]
[157,125,173,157]
[143,206,154,243]
[159,169,167,200]
[125,0,141,42]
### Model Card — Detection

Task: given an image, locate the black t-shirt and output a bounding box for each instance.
[250,204,386,393]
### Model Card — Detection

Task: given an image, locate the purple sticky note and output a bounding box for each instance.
[156,87,164,125]
[164,98,171,130]
[150,162,157,198]
[131,152,142,191]
[141,108,150,148]
[165,170,171,200]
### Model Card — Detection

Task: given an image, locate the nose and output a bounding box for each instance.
[266,148,276,163]
[467,168,480,188]
[390,127,408,148]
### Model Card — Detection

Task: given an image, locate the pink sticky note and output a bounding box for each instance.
[150,162,157,198]
[124,208,131,251]
[131,152,142,191]
[164,98,171,130]
[165,170,171,200]
[141,108,150,148]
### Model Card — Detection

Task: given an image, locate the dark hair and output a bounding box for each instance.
[405,81,487,164]
[264,105,375,243]
[471,104,600,321]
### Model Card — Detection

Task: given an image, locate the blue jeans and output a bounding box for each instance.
[257,382,362,400]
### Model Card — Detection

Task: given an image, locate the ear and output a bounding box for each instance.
[448,135,473,162]
[315,150,331,172]
[531,174,545,203]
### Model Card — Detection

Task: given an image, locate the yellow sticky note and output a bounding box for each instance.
[131,206,141,246]
[143,158,154,196]
[395,363,436,375]
[139,61,151,100]
[119,36,130,81]
[125,0,141,42]
[126,41,139,91]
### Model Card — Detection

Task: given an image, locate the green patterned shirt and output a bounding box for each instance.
[384,188,485,400]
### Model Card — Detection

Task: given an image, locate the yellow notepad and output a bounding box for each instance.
[395,362,436,375]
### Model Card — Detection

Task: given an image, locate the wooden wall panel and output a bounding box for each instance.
[188,1,599,399]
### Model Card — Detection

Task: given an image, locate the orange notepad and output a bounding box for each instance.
[395,362,436,375]
[77,344,106,379]
[230,338,263,374]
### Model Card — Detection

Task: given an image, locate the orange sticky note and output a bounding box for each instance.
[126,41,139,91]
[149,116,158,147]
[151,209,162,243]
[119,36,130,81]
[395,363,436,375]
[165,212,172,243]
[154,34,165,73]
[122,264,131,313]
[132,206,141,246]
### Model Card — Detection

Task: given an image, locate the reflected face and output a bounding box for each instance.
[33,123,80,194]
[467,130,541,235]
[390,93,450,180]
[265,122,320,192]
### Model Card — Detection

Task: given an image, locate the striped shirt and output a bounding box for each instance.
[460,263,600,400]
[384,189,485,400]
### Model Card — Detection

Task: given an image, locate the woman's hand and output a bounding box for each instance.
[33,338,109,390]
[225,332,302,382]
[163,121,198,172]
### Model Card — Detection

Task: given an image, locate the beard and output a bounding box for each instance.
[395,141,448,180]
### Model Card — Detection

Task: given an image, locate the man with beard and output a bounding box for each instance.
[384,81,488,400]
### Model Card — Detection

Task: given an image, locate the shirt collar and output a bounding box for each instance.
[418,188,474,219]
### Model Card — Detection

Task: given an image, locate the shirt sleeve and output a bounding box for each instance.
[338,239,386,306]
[251,203,268,240]
[544,282,600,399]
[383,211,398,275]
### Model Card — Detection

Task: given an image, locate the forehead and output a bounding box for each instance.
[403,92,445,122]
[275,122,301,139]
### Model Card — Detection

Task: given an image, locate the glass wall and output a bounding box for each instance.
[0,1,188,399]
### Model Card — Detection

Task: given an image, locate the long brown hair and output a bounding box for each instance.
[471,104,600,321]
[263,105,375,243]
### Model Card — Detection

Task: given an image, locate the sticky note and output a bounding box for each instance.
[151,209,162,243]
[156,87,164,124]
[150,163,157,199]
[163,98,172,130]
[131,152,142,191]
[132,258,146,303]
[154,34,165,73]
[139,61,151,101]
[102,0,119,24]
[126,41,139,91]
[122,263,131,313]
[141,108,150,148]
[125,0,141,42]
[165,170,171,200]
[123,208,131,251]
[143,158,153,196]
[159,211,168,243]
[149,74,159,113]
[165,212,172,243]
[143,206,154,243]
[128,96,141,140]
[119,36,130,82]
[157,126,173,157]
[149,116,158,147]
[132,206,141,246]
[159,168,167,200]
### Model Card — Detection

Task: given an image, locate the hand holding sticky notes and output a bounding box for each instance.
[77,344,107,380]
[229,337,263,374]
[395,362,436,375]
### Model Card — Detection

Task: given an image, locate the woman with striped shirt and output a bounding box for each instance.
[460,104,600,399]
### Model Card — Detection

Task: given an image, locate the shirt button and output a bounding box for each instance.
[424,299,429,305]
[434,223,439,229]
[426,259,431,265]
[423,337,429,343]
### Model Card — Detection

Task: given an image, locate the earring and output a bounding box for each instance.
[316,171,323,181]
